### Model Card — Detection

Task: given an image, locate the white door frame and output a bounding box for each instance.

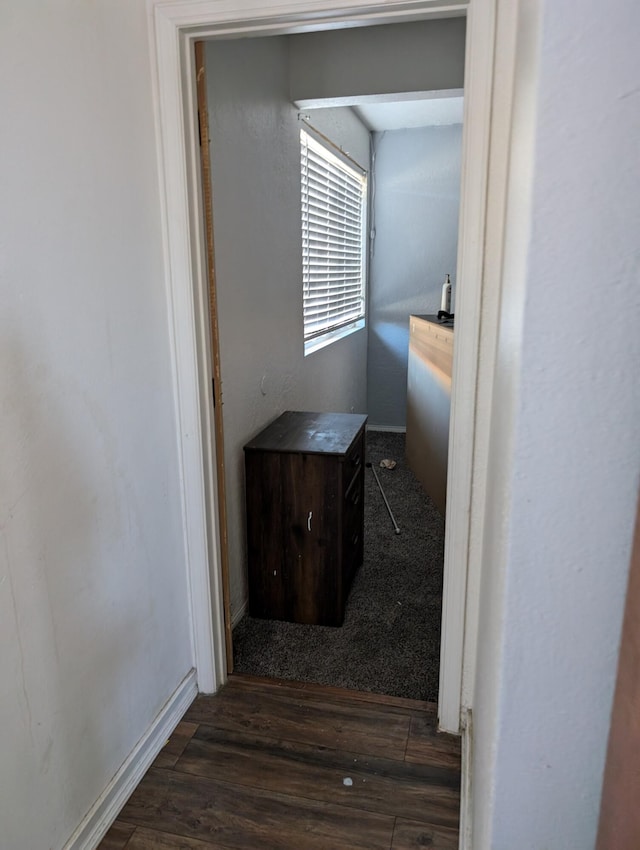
[146,0,498,733]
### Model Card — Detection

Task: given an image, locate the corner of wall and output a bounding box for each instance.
[63,670,197,850]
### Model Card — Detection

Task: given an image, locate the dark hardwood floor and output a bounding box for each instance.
[99,675,461,850]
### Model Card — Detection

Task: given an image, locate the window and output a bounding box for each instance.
[300,128,367,354]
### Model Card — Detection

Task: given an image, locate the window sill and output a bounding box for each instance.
[304,318,365,357]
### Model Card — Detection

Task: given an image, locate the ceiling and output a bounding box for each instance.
[352,95,464,131]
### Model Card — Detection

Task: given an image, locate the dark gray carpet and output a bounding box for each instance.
[232,431,445,701]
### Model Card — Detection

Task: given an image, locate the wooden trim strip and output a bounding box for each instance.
[228,672,437,715]
[194,41,234,674]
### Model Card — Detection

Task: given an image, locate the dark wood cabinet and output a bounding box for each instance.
[244,411,367,626]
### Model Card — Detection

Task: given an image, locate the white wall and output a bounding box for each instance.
[367,125,462,428]
[472,0,640,848]
[0,2,194,847]
[205,38,370,618]
[289,18,466,104]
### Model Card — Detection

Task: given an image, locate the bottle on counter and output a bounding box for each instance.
[440,274,452,314]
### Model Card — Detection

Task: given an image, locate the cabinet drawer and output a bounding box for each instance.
[343,513,363,560]
[409,316,453,383]
[343,467,364,586]
[343,430,365,494]
[344,467,364,520]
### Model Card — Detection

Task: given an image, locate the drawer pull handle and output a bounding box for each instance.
[307,511,313,532]
[352,454,361,467]
[351,532,360,545]
[351,490,361,505]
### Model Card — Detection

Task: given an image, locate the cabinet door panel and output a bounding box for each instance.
[282,453,341,625]
[245,451,287,619]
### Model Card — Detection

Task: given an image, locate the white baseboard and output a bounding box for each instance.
[459,707,473,850]
[366,424,407,434]
[63,668,198,850]
[231,599,248,628]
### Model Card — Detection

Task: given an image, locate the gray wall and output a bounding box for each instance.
[367,125,463,428]
[205,38,370,618]
[471,0,640,847]
[289,18,466,104]
[0,3,194,847]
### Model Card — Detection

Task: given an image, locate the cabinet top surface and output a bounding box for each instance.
[411,313,454,332]
[244,411,367,456]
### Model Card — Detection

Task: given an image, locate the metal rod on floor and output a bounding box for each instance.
[366,462,401,535]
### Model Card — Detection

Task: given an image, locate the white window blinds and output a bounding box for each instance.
[300,128,367,343]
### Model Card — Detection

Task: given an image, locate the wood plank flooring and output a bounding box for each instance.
[99,675,461,850]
